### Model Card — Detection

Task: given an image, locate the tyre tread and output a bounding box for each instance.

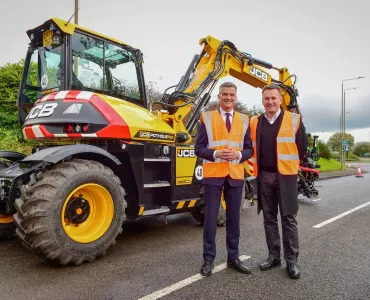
[14,159,126,265]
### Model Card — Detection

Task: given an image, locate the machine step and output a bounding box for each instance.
[142,206,170,216]
[144,181,170,188]
[144,157,170,162]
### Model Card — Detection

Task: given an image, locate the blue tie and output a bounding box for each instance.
[225,112,231,132]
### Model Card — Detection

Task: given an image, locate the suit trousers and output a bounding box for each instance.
[203,178,243,261]
[258,170,299,263]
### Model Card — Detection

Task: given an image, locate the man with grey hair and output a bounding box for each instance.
[249,83,307,279]
[195,81,254,276]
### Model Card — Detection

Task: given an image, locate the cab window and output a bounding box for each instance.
[71,32,143,105]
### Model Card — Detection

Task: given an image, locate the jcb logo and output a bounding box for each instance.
[250,67,268,82]
[135,130,174,140]
[25,103,58,120]
[177,149,195,158]
[140,131,150,138]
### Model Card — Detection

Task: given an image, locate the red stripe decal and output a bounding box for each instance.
[66,90,82,99]
[95,125,130,139]
[39,125,53,137]
[90,95,131,138]
[45,93,57,101]
[67,133,83,138]
[29,91,132,140]
[25,126,36,138]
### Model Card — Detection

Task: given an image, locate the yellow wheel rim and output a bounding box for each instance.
[62,183,114,243]
[0,214,13,224]
[221,191,226,211]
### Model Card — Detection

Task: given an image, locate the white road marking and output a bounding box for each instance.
[313,201,370,228]
[138,255,250,300]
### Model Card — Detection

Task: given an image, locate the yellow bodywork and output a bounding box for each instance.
[101,94,176,143]
[27,17,297,147]
[175,146,198,185]
[28,17,131,48]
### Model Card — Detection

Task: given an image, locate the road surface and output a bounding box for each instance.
[1,165,369,300]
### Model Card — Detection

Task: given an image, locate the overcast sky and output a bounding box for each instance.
[1,0,369,142]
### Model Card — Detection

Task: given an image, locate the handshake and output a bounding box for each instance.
[215,147,241,161]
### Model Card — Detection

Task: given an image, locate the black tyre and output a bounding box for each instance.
[0,161,15,239]
[13,159,127,265]
[191,185,247,227]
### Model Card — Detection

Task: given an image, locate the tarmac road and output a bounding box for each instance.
[0,166,369,300]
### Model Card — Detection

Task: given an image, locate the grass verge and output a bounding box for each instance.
[0,129,33,155]
[318,158,345,172]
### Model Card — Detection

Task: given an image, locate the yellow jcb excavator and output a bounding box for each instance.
[0,17,311,265]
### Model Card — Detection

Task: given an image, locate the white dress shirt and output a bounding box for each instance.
[264,108,281,124]
[219,107,234,123]
[213,107,242,161]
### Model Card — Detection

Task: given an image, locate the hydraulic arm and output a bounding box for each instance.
[153,35,300,143]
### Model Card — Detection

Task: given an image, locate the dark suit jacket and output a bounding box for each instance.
[255,110,307,216]
[194,110,254,186]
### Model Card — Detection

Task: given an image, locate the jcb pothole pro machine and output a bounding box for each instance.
[0,18,300,265]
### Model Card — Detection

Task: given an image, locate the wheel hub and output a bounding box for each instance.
[65,195,90,224]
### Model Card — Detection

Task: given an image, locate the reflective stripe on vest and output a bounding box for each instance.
[202,110,249,180]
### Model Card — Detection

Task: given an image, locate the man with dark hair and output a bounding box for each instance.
[249,84,307,279]
[195,81,254,276]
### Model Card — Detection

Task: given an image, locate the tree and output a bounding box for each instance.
[327,132,355,152]
[0,60,25,130]
[354,142,370,157]
[146,81,163,104]
[317,140,332,159]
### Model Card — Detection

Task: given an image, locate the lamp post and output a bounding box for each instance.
[75,0,79,24]
[339,113,342,153]
[341,76,365,168]
[343,87,357,136]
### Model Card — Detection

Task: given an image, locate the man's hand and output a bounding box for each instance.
[215,147,240,161]
[214,150,224,159]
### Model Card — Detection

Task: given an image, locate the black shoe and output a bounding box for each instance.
[227,258,251,274]
[259,257,281,271]
[200,260,214,276]
[286,263,300,279]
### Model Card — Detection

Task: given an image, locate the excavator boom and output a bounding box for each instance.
[155,35,300,142]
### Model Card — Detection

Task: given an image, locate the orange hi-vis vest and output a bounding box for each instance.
[249,111,300,176]
[201,110,249,180]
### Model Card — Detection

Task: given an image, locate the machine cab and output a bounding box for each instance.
[18,18,147,125]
